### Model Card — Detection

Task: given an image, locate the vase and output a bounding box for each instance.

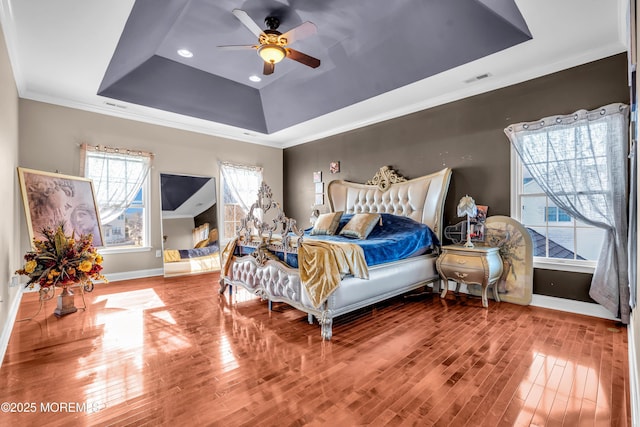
[54,286,78,317]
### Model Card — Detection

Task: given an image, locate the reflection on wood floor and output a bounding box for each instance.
[0,273,631,426]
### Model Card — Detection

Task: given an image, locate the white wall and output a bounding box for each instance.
[629,3,640,425]
[17,99,283,277]
[0,19,21,364]
[162,217,195,250]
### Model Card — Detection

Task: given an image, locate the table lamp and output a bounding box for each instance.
[457,195,478,248]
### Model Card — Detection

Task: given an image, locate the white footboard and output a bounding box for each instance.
[221,253,441,340]
[222,255,303,302]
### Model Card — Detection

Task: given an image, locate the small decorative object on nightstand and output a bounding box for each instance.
[457,195,477,248]
[436,245,503,308]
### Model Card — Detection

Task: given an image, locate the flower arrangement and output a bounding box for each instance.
[16,224,106,289]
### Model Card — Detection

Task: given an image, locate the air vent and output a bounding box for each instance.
[464,73,492,84]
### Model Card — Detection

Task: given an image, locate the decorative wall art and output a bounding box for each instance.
[313,171,322,183]
[483,215,533,305]
[18,167,104,247]
[314,182,324,194]
[330,161,340,174]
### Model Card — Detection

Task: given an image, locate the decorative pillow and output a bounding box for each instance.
[339,213,381,239]
[194,239,209,249]
[310,212,343,235]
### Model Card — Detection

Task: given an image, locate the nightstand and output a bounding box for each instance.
[436,245,503,308]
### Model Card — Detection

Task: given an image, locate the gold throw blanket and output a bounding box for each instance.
[298,240,369,308]
[221,239,238,278]
[163,249,181,263]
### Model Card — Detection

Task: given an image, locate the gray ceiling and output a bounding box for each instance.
[98,0,531,134]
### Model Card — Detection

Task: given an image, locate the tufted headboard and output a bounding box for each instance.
[327,167,452,241]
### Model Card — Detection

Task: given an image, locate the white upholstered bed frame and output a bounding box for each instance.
[220,166,452,340]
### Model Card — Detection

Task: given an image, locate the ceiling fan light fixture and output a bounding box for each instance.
[258,44,286,64]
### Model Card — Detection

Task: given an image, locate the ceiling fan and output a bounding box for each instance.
[218,9,321,76]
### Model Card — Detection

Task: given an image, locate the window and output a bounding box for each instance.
[507,103,629,321]
[219,162,263,242]
[544,206,571,222]
[512,147,604,271]
[82,144,152,250]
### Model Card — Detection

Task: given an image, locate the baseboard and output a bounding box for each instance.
[451,282,618,320]
[629,317,640,427]
[0,288,24,369]
[103,268,163,283]
[530,294,619,321]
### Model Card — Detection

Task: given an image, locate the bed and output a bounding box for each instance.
[220,166,452,339]
[163,228,221,277]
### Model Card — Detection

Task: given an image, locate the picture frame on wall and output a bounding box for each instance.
[330,161,340,174]
[313,171,322,183]
[17,167,104,247]
[314,182,323,194]
[315,193,324,205]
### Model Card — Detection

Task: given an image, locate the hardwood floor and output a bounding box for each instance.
[0,273,631,426]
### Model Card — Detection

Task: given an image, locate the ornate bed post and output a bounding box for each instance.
[319,309,333,340]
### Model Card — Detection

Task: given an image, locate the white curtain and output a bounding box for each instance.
[505,103,630,323]
[220,162,263,214]
[81,144,152,224]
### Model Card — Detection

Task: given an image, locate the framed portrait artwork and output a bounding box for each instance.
[329,161,340,174]
[313,171,322,183]
[17,167,104,247]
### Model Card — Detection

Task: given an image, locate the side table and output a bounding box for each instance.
[436,245,503,308]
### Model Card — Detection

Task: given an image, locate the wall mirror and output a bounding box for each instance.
[160,173,220,277]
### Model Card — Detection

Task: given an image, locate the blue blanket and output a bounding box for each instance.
[178,241,219,259]
[238,214,439,268]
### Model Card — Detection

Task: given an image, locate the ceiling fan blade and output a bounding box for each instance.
[286,48,321,68]
[217,45,257,50]
[280,21,317,45]
[263,61,275,75]
[232,9,264,38]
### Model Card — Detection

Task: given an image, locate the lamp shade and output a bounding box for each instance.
[258,44,286,64]
[457,195,477,218]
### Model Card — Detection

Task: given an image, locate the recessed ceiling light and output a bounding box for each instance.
[249,75,261,82]
[177,49,193,58]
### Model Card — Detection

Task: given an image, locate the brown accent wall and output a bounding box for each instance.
[283,53,629,302]
[194,203,217,232]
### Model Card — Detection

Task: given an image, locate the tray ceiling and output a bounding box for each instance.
[0,0,627,147]
[98,0,532,134]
